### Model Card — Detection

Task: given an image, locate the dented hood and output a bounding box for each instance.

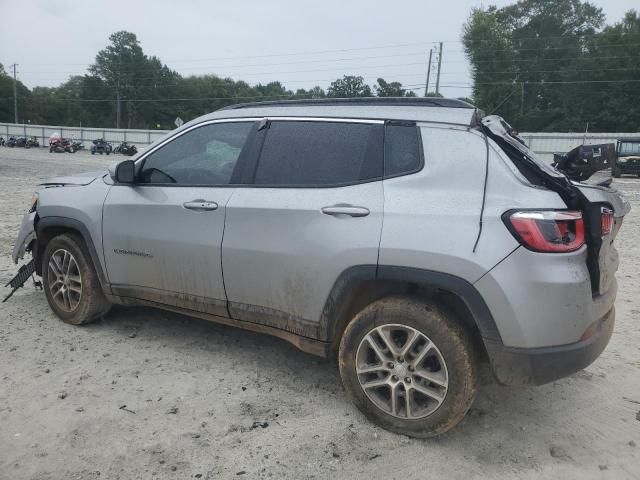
[40,170,107,187]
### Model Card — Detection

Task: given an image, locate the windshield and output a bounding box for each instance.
[619,142,640,156]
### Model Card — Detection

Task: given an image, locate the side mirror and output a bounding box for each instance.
[111,160,136,184]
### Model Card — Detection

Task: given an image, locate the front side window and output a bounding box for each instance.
[138,122,254,185]
[253,121,383,186]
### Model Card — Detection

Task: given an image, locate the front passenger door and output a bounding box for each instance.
[102,120,256,316]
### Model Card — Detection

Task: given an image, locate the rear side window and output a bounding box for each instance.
[384,124,423,177]
[253,121,383,186]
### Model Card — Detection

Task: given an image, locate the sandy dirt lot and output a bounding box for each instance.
[0,147,638,480]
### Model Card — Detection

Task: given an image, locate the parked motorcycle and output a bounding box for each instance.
[0,137,4,146]
[7,136,28,147]
[25,136,39,148]
[91,138,112,155]
[114,141,138,156]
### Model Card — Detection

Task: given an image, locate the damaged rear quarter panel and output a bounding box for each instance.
[378,125,567,284]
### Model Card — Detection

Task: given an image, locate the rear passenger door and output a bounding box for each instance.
[221,119,384,339]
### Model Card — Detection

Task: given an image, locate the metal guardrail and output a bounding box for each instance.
[0,122,171,150]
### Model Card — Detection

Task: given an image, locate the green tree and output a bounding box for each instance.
[461,0,635,131]
[90,31,180,128]
[0,62,35,124]
[374,78,416,97]
[327,75,372,97]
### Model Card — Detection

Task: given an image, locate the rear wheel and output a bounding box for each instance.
[338,296,477,438]
[42,233,111,325]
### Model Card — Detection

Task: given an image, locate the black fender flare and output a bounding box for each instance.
[320,264,502,345]
[35,216,111,295]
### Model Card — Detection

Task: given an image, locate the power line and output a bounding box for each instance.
[14,33,640,68]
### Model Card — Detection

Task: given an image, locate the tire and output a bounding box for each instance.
[42,233,111,325]
[338,295,478,438]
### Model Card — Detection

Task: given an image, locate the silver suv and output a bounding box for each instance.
[10,98,630,437]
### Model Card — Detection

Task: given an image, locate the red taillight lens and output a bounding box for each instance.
[506,210,585,253]
[601,208,613,236]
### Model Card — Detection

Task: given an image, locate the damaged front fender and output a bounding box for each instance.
[12,210,37,264]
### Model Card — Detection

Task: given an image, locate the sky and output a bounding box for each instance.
[0,0,637,98]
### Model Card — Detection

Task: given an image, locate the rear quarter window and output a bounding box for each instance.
[384,124,423,177]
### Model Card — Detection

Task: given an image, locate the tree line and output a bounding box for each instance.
[0,31,416,130]
[463,1,640,132]
[1,1,638,132]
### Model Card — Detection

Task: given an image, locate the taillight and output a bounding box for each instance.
[601,207,614,236]
[505,210,585,253]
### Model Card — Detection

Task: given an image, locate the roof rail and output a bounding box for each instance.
[220,97,475,111]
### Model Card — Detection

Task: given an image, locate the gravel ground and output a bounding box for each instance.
[0,147,638,480]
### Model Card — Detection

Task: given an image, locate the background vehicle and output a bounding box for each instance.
[613,138,640,177]
[7,136,27,147]
[71,140,84,152]
[25,136,39,148]
[49,137,76,153]
[553,143,615,182]
[9,98,629,438]
[90,138,112,155]
[0,137,4,146]
[114,141,137,156]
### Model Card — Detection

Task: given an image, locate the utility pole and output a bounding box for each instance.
[11,63,18,123]
[116,86,121,129]
[116,60,121,129]
[424,49,433,97]
[435,42,443,96]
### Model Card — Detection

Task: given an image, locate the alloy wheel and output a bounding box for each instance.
[355,324,448,419]
[48,248,82,312]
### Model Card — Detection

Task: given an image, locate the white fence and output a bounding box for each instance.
[1,122,638,161]
[0,122,170,150]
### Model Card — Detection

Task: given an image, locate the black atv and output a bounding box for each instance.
[71,140,84,152]
[90,138,112,155]
[114,141,138,156]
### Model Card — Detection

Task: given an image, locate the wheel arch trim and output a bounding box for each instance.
[36,216,111,295]
[321,265,503,345]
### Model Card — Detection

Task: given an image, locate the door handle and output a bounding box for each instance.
[321,204,370,217]
[183,200,219,211]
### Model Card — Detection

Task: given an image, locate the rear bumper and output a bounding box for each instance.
[484,306,615,386]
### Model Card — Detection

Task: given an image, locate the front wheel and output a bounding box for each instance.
[338,296,477,438]
[42,233,111,325]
